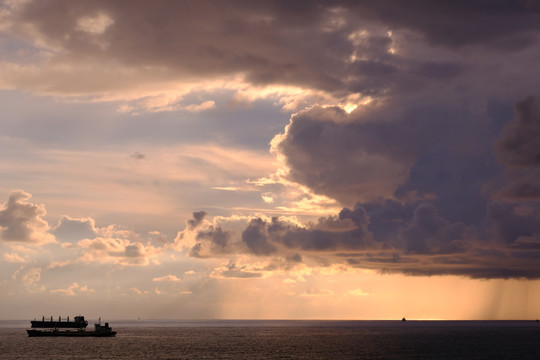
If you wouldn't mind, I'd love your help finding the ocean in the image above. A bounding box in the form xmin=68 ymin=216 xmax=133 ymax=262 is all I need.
xmin=1 ymin=320 xmax=539 ymax=359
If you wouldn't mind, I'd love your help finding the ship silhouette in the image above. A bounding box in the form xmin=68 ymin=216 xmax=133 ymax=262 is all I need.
xmin=27 ymin=315 xmax=116 ymax=337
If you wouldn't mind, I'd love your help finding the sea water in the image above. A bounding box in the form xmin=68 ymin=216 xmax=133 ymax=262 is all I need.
xmin=1 ymin=320 xmax=539 ymax=359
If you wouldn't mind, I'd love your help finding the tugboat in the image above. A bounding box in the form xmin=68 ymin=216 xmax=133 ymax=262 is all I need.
xmin=27 ymin=315 xmax=116 ymax=337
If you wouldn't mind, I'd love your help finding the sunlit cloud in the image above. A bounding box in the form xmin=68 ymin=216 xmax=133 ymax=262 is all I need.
xmin=76 ymin=13 xmax=114 ymax=35
xmin=3 ymin=252 xmax=26 ymax=263
xmin=153 ymin=275 xmax=181 ymax=282
xmin=78 ymin=235 xmax=160 ymax=266
xmin=50 ymin=282 xmax=95 ymax=296
xmin=349 ymin=288 xmax=372 ymax=296
xmin=0 ymin=190 xmax=55 ymax=244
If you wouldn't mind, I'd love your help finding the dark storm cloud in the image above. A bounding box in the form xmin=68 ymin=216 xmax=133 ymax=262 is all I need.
xmin=395 ymin=149 xmax=502 ymax=224
xmin=400 ymin=203 xmax=466 ymax=254
xmin=496 ymin=96 xmax=540 ymax=200
xmin=349 ymin=0 xmax=540 ymax=50
xmin=487 ymin=202 xmax=540 ymax=244
xmin=273 ymin=102 xmax=497 ymax=208
xmin=497 ymin=177 xmax=540 ymax=200
xmin=9 ymin=0 xmax=534 ymax=98
xmin=497 ymin=96 xmax=540 ymax=168
xmin=239 ymin=201 xmax=467 ymax=256
xmin=228 ymin=199 xmax=540 ymax=278
xmin=240 ymin=207 xmax=374 ymax=255
xmin=212 ymin=94 xmax=540 ymax=279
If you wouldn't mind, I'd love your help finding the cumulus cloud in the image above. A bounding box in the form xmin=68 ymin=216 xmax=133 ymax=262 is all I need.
xmin=271 ymin=100 xmax=496 ymax=214
xmin=242 ymin=218 xmax=278 ymax=256
xmin=187 ymin=211 xmax=207 ymax=229
xmin=0 ymin=190 xmax=55 ymax=244
xmin=175 ymin=211 xmax=239 ymax=258
xmin=77 ymin=225 xmax=161 ymax=266
xmin=184 ymin=190 xmax=540 ymax=279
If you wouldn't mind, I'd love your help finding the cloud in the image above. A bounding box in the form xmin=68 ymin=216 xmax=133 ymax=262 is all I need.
xmin=2 ymin=0 xmax=540 ymax=306
xmin=183 ymin=100 xmax=216 ymax=113
xmin=187 ymin=211 xmax=207 ymax=229
xmin=242 ymin=218 xmax=278 ymax=256
xmin=401 ymin=203 xmax=466 ymax=255
xmin=128 ymin=287 xmax=150 ymax=295
xmin=130 ymin=151 xmax=145 ymax=160
xmin=353 ymin=1 xmax=540 ymax=50
xmin=184 ymin=190 xmax=540 ymax=279
xmin=76 ymin=12 xmax=114 ymax=35
xmin=349 ymin=288 xmax=371 ymax=296
xmin=0 ymin=190 xmax=55 ymax=244
xmin=77 ymin=228 xmax=161 ymax=266
xmin=2 ymin=0 xmax=512 ymax=109
xmin=487 ymin=202 xmax=540 ymax=244
xmin=50 ymin=282 xmax=95 ymax=296
xmin=4 ymin=252 xmax=26 ymax=263
xmin=153 ymin=275 xmax=181 ymax=282
xmin=302 ymin=288 xmax=334 ymax=297
xmin=211 ymin=260 xmax=263 ymax=279
xmin=193 ymin=226 xmax=232 ymax=257
xmin=496 ymin=95 xmax=540 ymax=168
xmin=10 ymin=266 xmax=45 ymax=292
xmin=496 ymin=96 xmax=540 ymax=200
xmin=175 ymin=212 xmax=244 ymax=258
xmin=271 ymin=102 xmax=493 ymax=210
xmin=52 ymin=215 xmax=98 ymax=242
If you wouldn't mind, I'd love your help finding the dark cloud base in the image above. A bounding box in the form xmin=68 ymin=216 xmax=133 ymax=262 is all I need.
xmin=187 ymin=96 xmax=540 ymax=280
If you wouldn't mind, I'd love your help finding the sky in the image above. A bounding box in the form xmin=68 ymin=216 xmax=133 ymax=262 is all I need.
xmin=1 ymin=0 xmax=540 ymax=321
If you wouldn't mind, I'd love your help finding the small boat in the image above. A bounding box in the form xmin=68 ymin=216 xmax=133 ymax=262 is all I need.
xmin=27 ymin=315 xmax=116 ymax=337
xmin=402 ymin=317 xmax=406 ymax=322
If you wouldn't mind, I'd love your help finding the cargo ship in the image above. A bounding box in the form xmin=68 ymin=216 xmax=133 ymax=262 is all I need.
xmin=27 ymin=315 xmax=116 ymax=337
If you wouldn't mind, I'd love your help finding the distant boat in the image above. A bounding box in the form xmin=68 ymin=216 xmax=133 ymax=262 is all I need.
xmin=402 ymin=317 xmax=406 ymax=322
xmin=27 ymin=315 xmax=116 ymax=337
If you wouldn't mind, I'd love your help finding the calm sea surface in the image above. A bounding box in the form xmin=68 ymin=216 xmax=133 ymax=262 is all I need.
xmin=1 ymin=320 xmax=540 ymax=359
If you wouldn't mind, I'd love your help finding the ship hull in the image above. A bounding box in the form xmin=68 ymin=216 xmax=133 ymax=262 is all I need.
xmin=31 ymin=321 xmax=87 ymax=329
xmin=27 ymin=329 xmax=116 ymax=337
